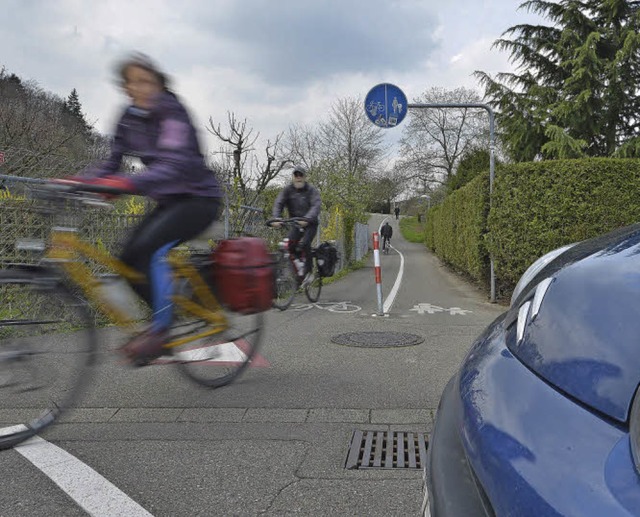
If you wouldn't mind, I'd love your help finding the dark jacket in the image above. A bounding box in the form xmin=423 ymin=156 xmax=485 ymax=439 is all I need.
xmin=272 ymin=183 xmax=321 ymax=222
xmin=83 ymin=92 xmax=222 ymax=201
xmin=381 ymin=223 xmax=393 ymax=238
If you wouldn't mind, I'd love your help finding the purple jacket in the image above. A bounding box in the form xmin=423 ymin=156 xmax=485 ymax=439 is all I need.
xmin=84 ymin=92 xmax=222 ymax=200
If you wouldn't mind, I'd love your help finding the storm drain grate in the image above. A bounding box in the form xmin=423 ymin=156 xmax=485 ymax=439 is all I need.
xmin=345 ymin=430 xmax=428 ymax=470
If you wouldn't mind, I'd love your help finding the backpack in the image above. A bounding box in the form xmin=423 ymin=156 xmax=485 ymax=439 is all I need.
xmin=212 ymin=237 xmax=274 ymax=314
xmin=315 ymin=241 xmax=338 ymax=277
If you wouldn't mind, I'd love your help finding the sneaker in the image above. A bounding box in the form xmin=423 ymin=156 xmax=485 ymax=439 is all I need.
xmin=121 ymin=328 xmax=170 ymax=367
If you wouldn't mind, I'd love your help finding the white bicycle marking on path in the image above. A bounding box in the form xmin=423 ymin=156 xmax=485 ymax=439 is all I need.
xmin=410 ymin=303 xmax=473 ymax=315
xmin=290 ymin=301 xmax=362 ymax=313
xmin=11 ymin=428 xmax=153 ymax=516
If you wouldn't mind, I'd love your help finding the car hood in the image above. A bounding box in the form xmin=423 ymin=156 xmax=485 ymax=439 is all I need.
xmin=511 ymin=226 xmax=640 ymax=423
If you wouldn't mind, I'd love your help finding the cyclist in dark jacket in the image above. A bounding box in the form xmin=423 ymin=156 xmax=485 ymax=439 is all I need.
xmin=77 ymin=52 xmax=222 ymax=365
xmin=381 ymin=221 xmax=393 ymax=252
xmin=270 ymin=165 xmax=321 ymax=283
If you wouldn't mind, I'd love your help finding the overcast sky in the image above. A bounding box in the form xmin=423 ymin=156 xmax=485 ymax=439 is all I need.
xmin=1 ymin=0 xmax=543 ymax=160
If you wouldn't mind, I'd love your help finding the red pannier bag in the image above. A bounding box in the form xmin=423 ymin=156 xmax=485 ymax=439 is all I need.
xmin=212 ymin=237 xmax=274 ymax=314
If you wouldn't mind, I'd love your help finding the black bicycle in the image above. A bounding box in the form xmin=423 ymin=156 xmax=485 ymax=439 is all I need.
xmin=267 ymin=218 xmax=322 ymax=310
xmin=382 ymin=237 xmax=391 ymax=255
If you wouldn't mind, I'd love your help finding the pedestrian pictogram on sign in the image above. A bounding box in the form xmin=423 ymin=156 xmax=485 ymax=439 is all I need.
xmin=364 ymin=83 xmax=408 ymax=128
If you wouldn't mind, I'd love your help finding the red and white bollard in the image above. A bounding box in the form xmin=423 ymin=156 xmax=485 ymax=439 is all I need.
xmin=373 ymin=232 xmax=384 ymax=315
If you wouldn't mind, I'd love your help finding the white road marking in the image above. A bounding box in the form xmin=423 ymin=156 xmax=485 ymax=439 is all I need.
xmin=410 ymin=303 xmax=473 ymax=315
xmin=376 ymin=215 xmax=404 ymax=314
xmin=15 ymin=433 xmax=153 ymax=516
xmin=383 ymin=245 xmax=404 ymax=314
xmin=174 ymin=341 xmax=246 ymax=362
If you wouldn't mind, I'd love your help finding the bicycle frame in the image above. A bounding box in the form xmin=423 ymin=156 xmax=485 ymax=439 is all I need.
xmin=42 ymin=222 xmax=228 ymax=349
xmin=273 ymin=221 xmax=314 ymax=281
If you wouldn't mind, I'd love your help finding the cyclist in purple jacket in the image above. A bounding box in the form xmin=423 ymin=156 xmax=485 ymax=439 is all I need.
xmin=78 ymin=52 xmax=222 ymax=365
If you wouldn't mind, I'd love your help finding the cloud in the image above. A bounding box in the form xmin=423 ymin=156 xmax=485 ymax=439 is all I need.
xmin=186 ymin=0 xmax=441 ymax=86
xmin=0 ymin=0 xmax=544 ymax=158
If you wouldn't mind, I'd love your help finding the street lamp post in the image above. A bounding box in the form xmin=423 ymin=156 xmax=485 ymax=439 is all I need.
xmin=419 ymin=194 xmax=431 ymax=223
xmin=408 ymin=102 xmax=496 ymax=303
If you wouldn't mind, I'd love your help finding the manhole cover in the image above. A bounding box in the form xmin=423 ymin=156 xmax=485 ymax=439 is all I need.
xmin=331 ymin=331 xmax=423 ymax=348
xmin=345 ymin=430 xmax=428 ymax=470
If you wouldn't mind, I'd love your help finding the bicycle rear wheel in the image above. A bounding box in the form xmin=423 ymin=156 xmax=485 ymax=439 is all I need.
xmin=0 ymin=268 xmax=96 ymax=449
xmin=304 ymin=265 xmax=323 ymax=303
xmin=172 ymin=300 xmax=265 ymax=389
xmin=272 ymin=253 xmax=297 ymax=310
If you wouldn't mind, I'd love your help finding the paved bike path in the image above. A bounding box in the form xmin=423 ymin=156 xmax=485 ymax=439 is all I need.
xmin=3 ymin=214 xmax=506 ymax=516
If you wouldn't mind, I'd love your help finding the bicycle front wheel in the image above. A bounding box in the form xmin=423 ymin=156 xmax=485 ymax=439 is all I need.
xmin=0 ymin=268 xmax=96 ymax=449
xmin=304 ymin=269 xmax=323 ymax=303
xmin=272 ymin=253 xmax=297 ymax=310
xmin=172 ymin=304 xmax=265 ymax=389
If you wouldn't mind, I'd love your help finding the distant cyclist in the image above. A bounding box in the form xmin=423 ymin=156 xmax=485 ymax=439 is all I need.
xmin=270 ymin=165 xmax=321 ymax=284
xmin=381 ymin=221 xmax=393 ymax=253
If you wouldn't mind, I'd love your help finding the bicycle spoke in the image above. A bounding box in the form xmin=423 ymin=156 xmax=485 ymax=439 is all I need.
xmin=0 ymin=269 xmax=96 ymax=449
xmin=272 ymin=255 xmax=297 ymax=310
xmin=173 ymin=308 xmax=264 ymax=389
xmin=304 ymin=268 xmax=322 ymax=303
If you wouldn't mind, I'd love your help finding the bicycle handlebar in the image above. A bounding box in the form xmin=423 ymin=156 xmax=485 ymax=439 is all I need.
xmin=0 ymin=175 xmax=133 ymax=196
xmin=44 ymin=180 xmax=134 ymax=196
xmin=265 ymin=217 xmax=309 ymax=227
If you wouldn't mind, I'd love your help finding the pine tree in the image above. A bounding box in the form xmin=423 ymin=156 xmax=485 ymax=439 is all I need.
xmin=475 ymin=0 xmax=640 ymax=160
xmin=65 ymin=88 xmax=91 ymax=133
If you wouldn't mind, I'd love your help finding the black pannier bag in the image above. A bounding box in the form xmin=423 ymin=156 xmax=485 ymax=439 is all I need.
xmin=315 ymin=241 xmax=338 ymax=277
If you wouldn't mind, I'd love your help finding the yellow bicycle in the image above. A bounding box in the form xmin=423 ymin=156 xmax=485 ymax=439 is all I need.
xmin=0 ymin=178 xmax=265 ymax=449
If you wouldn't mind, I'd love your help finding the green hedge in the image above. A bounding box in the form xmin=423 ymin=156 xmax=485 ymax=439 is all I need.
xmin=424 ymin=172 xmax=489 ymax=284
xmin=487 ymin=158 xmax=640 ymax=298
xmin=425 ymin=158 xmax=640 ymax=300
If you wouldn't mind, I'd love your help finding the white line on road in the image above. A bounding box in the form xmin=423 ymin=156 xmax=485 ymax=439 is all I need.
xmin=377 ymin=216 xmax=404 ymax=314
xmin=383 ymin=245 xmax=404 ymax=314
xmin=13 ymin=428 xmax=153 ymax=517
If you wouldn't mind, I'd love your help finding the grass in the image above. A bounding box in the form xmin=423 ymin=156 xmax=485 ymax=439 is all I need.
xmin=399 ymin=216 xmax=426 ymax=244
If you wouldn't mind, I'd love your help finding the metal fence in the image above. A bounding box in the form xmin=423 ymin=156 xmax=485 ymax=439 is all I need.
xmin=0 ymin=206 xmax=369 ymax=277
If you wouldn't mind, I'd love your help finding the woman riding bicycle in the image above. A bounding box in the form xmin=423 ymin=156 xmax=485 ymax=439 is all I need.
xmin=68 ymin=52 xmax=222 ymax=365
xmin=269 ymin=165 xmax=321 ymax=284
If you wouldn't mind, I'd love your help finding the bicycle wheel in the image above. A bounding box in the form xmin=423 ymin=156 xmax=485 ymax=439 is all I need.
xmin=304 ymin=266 xmax=322 ymax=303
xmin=172 ymin=298 xmax=265 ymax=389
xmin=272 ymin=253 xmax=297 ymax=311
xmin=0 ymin=268 xmax=96 ymax=449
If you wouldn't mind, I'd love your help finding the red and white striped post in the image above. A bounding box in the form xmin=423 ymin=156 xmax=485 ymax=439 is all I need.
xmin=373 ymin=232 xmax=384 ymax=315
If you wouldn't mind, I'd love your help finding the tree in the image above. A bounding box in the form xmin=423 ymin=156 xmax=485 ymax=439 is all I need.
xmin=0 ymin=69 xmax=102 ymax=178
xmin=476 ymin=0 xmax=640 ymax=160
xmin=395 ymin=86 xmax=488 ymax=191
xmin=366 ymin=168 xmax=406 ymax=213
xmin=207 ymin=112 xmax=289 ymax=232
xmin=64 ymin=88 xmax=91 ymax=133
xmin=447 ymin=146 xmax=496 ymax=193
xmin=283 ymin=95 xmax=388 ymax=214
xmin=318 ymin=96 xmax=387 ymax=178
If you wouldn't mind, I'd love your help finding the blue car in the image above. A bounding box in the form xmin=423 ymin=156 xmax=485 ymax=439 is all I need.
xmin=425 ymin=223 xmax=640 ymax=516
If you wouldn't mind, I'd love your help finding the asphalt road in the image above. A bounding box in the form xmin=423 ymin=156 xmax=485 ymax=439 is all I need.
xmin=1 ymin=214 xmax=505 ymax=516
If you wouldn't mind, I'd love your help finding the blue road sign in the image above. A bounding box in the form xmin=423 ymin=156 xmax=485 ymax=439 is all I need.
xmin=364 ymin=83 xmax=408 ymax=128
